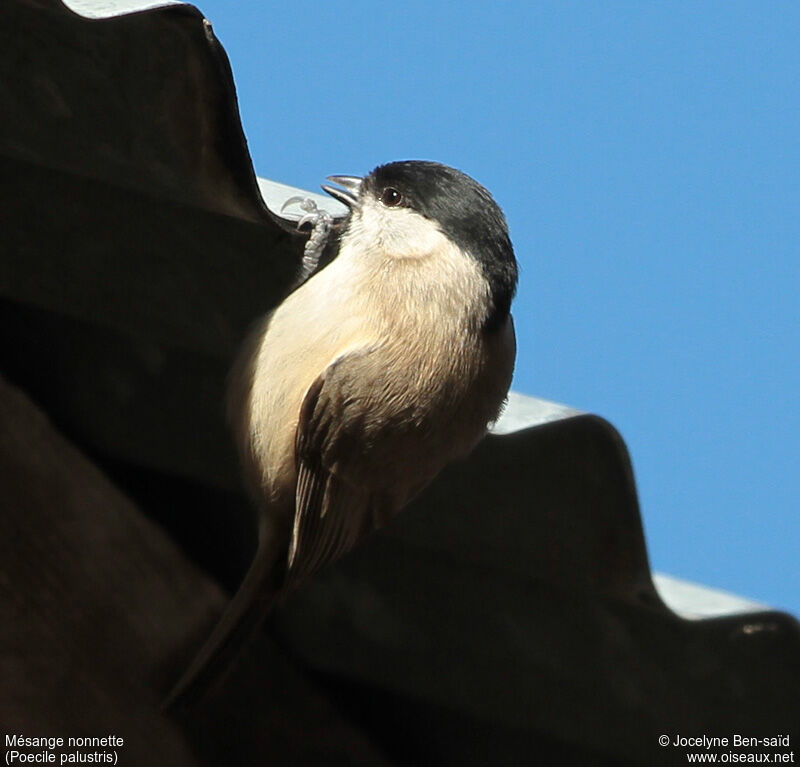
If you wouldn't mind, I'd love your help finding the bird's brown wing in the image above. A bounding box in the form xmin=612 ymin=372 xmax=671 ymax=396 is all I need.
xmin=286 ymin=334 xmax=495 ymax=586
xmin=287 ymin=350 xmax=400 ymax=586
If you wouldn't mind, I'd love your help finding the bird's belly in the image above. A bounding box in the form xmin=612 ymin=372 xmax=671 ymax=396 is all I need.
xmin=238 ymin=283 xmax=376 ymax=507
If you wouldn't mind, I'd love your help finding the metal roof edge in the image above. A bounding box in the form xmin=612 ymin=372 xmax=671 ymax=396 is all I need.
xmin=60 ymin=0 xmax=183 ymax=18
xmin=653 ymin=572 xmax=769 ymax=619
xmin=256 ymin=177 xmax=349 ymax=221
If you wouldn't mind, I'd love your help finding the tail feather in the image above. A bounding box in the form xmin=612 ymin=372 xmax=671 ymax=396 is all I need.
xmin=163 ymin=542 xmax=281 ymax=710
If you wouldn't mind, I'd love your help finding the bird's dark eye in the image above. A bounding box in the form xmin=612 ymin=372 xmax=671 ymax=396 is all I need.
xmin=380 ymin=187 xmax=403 ymax=207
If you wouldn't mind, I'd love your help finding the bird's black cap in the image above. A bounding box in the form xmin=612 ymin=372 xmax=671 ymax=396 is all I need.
xmin=363 ymin=161 xmax=518 ymax=331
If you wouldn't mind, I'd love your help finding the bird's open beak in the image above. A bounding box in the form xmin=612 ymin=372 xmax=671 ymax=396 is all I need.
xmin=321 ymin=175 xmax=362 ymax=209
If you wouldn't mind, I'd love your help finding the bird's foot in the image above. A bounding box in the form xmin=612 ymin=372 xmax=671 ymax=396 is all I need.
xmin=281 ymin=197 xmax=334 ymax=282
xmin=281 ymin=196 xmax=332 ymax=231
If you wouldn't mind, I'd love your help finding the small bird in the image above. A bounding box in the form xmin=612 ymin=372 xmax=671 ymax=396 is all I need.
xmin=165 ymin=160 xmax=518 ymax=707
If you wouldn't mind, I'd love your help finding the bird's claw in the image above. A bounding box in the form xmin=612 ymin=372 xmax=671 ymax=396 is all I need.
xmin=280 ymin=195 xmax=307 ymax=212
xmin=281 ymin=196 xmax=326 ymax=229
xmin=297 ymin=212 xmax=322 ymax=230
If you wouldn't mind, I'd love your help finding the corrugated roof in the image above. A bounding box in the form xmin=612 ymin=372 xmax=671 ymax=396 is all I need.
xmin=1 ymin=1 xmax=797 ymax=764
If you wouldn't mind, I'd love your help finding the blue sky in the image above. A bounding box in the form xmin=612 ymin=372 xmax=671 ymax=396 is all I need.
xmin=193 ymin=1 xmax=799 ymax=615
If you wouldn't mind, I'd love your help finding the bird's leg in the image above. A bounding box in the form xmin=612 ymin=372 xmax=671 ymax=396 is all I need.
xmin=281 ymin=196 xmax=334 ymax=282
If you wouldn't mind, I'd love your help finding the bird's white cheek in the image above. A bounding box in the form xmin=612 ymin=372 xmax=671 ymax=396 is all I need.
xmin=351 ymin=200 xmax=446 ymax=259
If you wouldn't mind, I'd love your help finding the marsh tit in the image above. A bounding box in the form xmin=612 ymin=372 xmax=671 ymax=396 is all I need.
xmin=166 ymin=160 xmax=518 ymax=707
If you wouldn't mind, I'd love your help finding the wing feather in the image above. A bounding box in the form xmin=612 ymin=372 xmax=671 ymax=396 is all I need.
xmin=286 ymin=357 xmax=373 ymax=586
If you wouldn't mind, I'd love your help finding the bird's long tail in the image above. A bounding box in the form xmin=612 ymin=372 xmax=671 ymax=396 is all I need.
xmin=162 ymin=538 xmax=282 ymax=710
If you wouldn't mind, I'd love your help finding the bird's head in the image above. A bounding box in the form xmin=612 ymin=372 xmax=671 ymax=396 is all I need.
xmin=323 ymin=160 xmax=518 ymax=328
